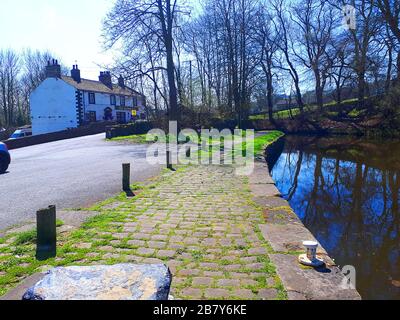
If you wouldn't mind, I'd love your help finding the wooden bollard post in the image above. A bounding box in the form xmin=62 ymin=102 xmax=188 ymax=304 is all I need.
xmin=122 ymin=163 xmax=130 ymax=191
xmin=166 ymin=151 xmax=172 ymax=169
xmin=186 ymin=146 xmax=191 ymax=158
xmin=36 ymin=205 xmax=57 ymax=261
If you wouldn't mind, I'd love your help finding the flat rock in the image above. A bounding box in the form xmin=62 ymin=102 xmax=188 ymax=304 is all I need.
xmin=23 ymin=264 xmax=172 ymax=300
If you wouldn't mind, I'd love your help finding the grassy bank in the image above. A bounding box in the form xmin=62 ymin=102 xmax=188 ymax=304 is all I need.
xmin=109 ymin=129 xmax=285 ymax=160
xmin=254 ymin=131 xmax=284 ymax=155
xmin=250 ymin=98 xmax=359 ymax=120
xmin=109 ymin=130 xmax=284 ymax=147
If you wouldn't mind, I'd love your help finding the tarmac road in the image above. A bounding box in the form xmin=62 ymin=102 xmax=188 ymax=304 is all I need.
xmin=0 ymin=134 xmax=162 ymax=231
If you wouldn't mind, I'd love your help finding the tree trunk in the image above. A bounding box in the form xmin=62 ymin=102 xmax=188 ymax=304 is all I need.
xmin=158 ymin=0 xmax=179 ymax=130
xmin=385 ymin=42 xmax=393 ymax=92
xmin=357 ymin=72 xmax=366 ymax=109
xmin=294 ymin=80 xmax=304 ymax=113
xmin=315 ymin=70 xmax=324 ymax=111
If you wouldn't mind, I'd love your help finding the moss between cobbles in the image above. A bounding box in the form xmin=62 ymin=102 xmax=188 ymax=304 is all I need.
xmin=0 ymin=132 xmax=286 ymax=300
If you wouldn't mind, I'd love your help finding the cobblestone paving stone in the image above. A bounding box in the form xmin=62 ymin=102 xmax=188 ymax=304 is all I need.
xmin=86 ymin=165 xmax=286 ymax=300
xmin=0 ymin=165 xmax=286 ymax=300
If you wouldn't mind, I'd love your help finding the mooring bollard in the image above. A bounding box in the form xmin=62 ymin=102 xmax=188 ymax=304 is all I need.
xmin=122 ymin=163 xmax=131 ymax=191
xmin=298 ymin=240 xmax=324 ymax=267
xmin=36 ymin=205 xmax=57 ymax=261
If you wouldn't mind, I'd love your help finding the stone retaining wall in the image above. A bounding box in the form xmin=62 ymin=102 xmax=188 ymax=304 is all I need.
xmin=256 ymin=137 xmax=361 ymax=300
xmin=3 ymin=122 xmax=115 ymax=150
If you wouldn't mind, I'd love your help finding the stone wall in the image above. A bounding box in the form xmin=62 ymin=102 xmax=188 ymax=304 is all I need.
xmin=3 ymin=121 xmax=115 ymax=150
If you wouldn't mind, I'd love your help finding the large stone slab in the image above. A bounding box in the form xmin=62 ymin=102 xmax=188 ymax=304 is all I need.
xmin=23 ymin=264 xmax=172 ymax=300
xmin=253 ymin=196 xmax=290 ymax=209
xmin=260 ymin=224 xmax=325 ymax=254
xmin=249 ymin=184 xmax=281 ymax=197
xmin=249 ymin=174 xmax=275 ymax=185
xmin=269 ymin=254 xmax=361 ymax=300
xmin=263 ymin=208 xmax=301 ymax=225
xmin=249 ymin=163 xmax=275 ymax=185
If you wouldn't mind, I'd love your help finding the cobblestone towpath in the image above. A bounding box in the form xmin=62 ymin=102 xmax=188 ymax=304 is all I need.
xmin=0 ymin=164 xmax=286 ymax=300
xmin=94 ymin=165 xmax=286 ymax=300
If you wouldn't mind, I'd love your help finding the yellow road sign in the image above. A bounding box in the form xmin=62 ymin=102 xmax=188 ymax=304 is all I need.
xmin=131 ymin=110 xmax=137 ymax=116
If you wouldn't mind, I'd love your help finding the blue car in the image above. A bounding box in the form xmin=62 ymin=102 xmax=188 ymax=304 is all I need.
xmin=0 ymin=142 xmax=10 ymax=174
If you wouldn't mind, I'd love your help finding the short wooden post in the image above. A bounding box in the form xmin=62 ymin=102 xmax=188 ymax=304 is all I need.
xmin=166 ymin=151 xmax=172 ymax=169
xmin=122 ymin=163 xmax=130 ymax=191
xmin=186 ymin=146 xmax=191 ymax=158
xmin=36 ymin=205 xmax=57 ymax=261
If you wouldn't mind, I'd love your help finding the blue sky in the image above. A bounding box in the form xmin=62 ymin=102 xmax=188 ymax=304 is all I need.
xmin=0 ymin=0 xmax=116 ymax=79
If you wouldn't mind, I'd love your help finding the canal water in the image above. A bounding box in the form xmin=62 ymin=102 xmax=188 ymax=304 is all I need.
xmin=269 ymin=135 xmax=400 ymax=300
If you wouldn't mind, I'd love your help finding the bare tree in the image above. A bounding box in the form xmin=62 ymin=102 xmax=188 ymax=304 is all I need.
xmin=253 ymin=3 xmax=279 ymax=123
xmin=0 ymin=50 xmax=20 ymax=126
xmin=103 ymin=0 xmax=187 ymax=128
xmin=327 ymin=37 xmax=353 ymax=107
xmin=291 ymin=0 xmax=337 ymax=110
xmin=375 ymin=0 xmax=400 ymax=79
xmin=333 ymin=0 xmax=382 ymax=109
xmin=272 ymin=0 xmax=305 ymax=113
xmin=19 ymin=49 xmax=54 ymax=123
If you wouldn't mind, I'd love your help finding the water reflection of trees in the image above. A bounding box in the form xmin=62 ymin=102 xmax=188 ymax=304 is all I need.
xmin=272 ymin=136 xmax=400 ymax=299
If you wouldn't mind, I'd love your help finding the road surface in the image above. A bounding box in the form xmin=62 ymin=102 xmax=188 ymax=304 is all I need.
xmin=0 ymin=134 xmax=162 ymax=231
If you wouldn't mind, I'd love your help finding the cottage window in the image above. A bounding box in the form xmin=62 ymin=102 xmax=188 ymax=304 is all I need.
xmin=120 ymin=96 xmax=126 ymax=107
xmin=110 ymin=95 xmax=116 ymax=105
xmin=89 ymin=92 xmax=96 ymax=104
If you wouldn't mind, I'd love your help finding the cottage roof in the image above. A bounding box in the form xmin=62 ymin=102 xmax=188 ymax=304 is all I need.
xmin=61 ymin=76 xmax=143 ymax=97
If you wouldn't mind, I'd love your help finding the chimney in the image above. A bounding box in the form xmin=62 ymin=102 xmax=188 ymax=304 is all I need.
xmin=99 ymin=71 xmax=112 ymax=88
xmin=71 ymin=64 xmax=81 ymax=83
xmin=118 ymin=75 xmax=125 ymax=88
xmin=45 ymin=59 xmax=61 ymax=78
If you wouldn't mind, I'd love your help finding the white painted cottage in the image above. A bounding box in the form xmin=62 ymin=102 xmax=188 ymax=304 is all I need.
xmin=30 ymin=60 xmax=147 ymax=135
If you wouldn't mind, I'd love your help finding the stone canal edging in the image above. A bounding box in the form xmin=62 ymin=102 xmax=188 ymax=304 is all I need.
xmin=251 ymin=138 xmax=361 ymax=300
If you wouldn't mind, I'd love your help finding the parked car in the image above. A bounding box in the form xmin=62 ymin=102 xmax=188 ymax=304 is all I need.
xmin=0 ymin=142 xmax=10 ymax=174
xmin=9 ymin=126 xmax=32 ymax=140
